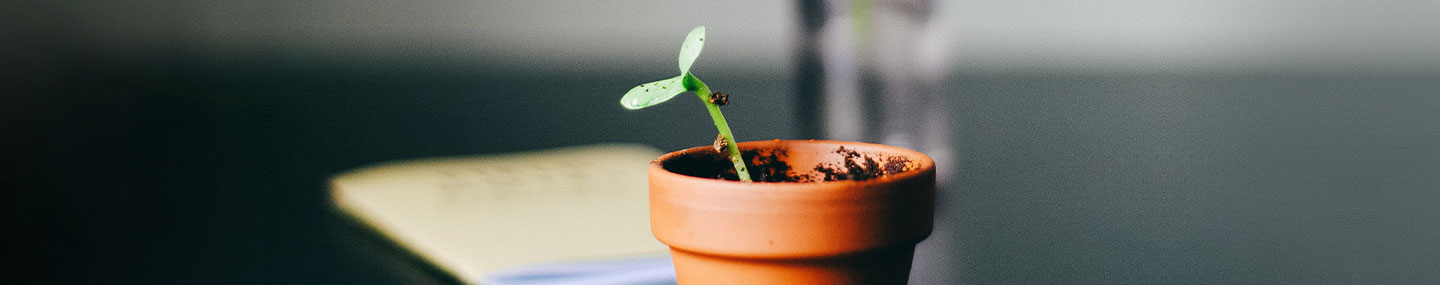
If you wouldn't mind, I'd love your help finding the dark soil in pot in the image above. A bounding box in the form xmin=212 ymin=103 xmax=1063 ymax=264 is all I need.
xmin=661 ymin=144 xmax=917 ymax=182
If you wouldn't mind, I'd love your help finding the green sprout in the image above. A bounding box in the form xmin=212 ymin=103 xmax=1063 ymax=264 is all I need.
xmin=621 ymin=26 xmax=752 ymax=182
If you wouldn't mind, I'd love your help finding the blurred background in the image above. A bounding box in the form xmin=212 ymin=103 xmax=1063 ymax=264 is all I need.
xmin=7 ymin=0 xmax=1440 ymax=283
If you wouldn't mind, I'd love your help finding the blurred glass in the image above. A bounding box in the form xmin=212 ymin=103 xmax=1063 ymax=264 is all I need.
xmin=793 ymin=0 xmax=954 ymax=180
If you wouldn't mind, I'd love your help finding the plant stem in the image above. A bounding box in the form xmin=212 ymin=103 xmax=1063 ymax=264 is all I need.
xmin=686 ymin=74 xmax=752 ymax=182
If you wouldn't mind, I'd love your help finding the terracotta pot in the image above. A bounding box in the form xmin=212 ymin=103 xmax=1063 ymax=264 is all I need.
xmin=649 ymin=140 xmax=936 ymax=284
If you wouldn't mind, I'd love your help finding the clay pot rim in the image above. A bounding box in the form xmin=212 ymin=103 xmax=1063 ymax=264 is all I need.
xmin=649 ymin=139 xmax=935 ymax=188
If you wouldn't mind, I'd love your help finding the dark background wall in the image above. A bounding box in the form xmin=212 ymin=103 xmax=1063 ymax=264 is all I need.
xmin=7 ymin=0 xmax=1440 ymax=284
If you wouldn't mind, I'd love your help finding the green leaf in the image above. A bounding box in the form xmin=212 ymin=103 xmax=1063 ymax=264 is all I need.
xmin=620 ymin=75 xmax=687 ymax=110
xmin=681 ymin=72 xmax=700 ymax=91
xmin=677 ymin=26 xmax=705 ymax=75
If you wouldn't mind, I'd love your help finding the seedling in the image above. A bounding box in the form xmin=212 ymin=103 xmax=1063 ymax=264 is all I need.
xmin=621 ymin=26 xmax=752 ymax=182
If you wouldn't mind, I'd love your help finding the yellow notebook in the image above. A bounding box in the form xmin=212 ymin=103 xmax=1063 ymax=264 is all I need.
xmin=330 ymin=144 xmax=669 ymax=284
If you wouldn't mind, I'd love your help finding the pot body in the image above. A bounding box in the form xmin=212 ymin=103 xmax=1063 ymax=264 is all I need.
xmin=650 ymin=140 xmax=936 ymax=284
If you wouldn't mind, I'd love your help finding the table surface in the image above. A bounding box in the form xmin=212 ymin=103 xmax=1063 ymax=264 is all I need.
xmin=12 ymin=56 xmax=1440 ymax=283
